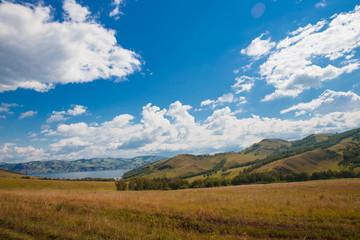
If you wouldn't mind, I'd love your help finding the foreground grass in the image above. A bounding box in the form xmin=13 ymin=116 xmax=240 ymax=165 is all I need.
xmin=0 ymin=177 xmax=115 ymax=191
xmin=0 ymin=178 xmax=359 ymax=239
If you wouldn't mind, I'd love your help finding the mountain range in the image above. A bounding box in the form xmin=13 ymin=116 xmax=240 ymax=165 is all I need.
xmin=0 ymin=156 xmax=166 ymax=174
xmin=123 ymin=128 xmax=360 ymax=180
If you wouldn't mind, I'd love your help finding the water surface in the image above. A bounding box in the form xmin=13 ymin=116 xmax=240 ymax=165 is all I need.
xmin=29 ymin=169 xmax=131 ymax=179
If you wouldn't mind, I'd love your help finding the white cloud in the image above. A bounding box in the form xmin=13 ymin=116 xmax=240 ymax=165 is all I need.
xmin=47 ymin=105 xmax=87 ymax=123
xmin=29 ymin=132 xmax=37 ymax=138
xmin=19 ymin=110 xmax=37 ymax=119
xmin=200 ymin=93 xmax=247 ymax=109
xmin=67 ymin=105 xmax=87 ymax=116
xmin=315 ymin=0 xmax=327 ymax=8
xmin=46 ymin=101 xmax=360 ymax=161
xmin=0 ymin=103 xmax=21 ymax=117
xmin=241 ymin=33 xmax=275 ymax=59
xmin=2 ymin=100 xmax=360 ymax=162
xmin=0 ymin=143 xmax=48 ymax=163
xmin=242 ymin=5 xmax=360 ymax=101
xmin=63 ymin=0 xmax=90 ymax=22
xmin=0 ymin=103 xmax=17 ymax=113
xmin=0 ymin=1 xmax=140 ymax=92
xmin=110 ymin=0 xmax=125 ymax=20
xmin=47 ymin=113 xmax=69 ymax=124
xmin=281 ymin=89 xmax=360 ymax=116
xmin=50 ymin=137 xmax=90 ymax=154
xmin=232 ymin=76 xmax=255 ymax=94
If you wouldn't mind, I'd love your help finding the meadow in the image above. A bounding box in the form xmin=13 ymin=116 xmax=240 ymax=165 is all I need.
xmin=0 ymin=174 xmax=359 ymax=239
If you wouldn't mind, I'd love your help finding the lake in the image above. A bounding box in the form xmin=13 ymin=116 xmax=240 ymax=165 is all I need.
xmin=28 ymin=169 xmax=131 ymax=179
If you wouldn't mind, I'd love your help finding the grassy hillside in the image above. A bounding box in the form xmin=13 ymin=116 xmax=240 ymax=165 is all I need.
xmin=123 ymin=139 xmax=295 ymax=179
xmin=0 ymin=156 xmax=165 ymax=174
xmin=1 ymin=173 xmax=359 ymax=239
xmin=255 ymin=149 xmax=343 ymax=174
xmin=124 ymin=128 xmax=360 ymax=180
xmin=0 ymin=169 xmax=29 ymax=178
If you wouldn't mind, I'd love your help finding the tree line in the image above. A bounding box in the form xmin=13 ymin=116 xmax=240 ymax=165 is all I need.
xmin=115 ymin=169 xmax=360 ymax=191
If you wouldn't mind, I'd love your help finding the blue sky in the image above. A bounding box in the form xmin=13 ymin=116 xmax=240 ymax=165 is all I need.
xmin=1 ymin=0 xmax=360 ymax=163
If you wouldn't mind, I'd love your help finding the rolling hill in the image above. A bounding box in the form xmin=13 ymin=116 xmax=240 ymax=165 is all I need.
xmin=0 ymin=156 xmax=165 ymax=174
xmin=0 ymin=169 xmax=29 ymax=178
xmin=123 ymin=128 xmax=360 ymax=180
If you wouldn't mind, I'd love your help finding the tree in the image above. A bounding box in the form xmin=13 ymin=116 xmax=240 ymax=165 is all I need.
xmin=115 ymin=179 xmax=128 ymax=191
xmin=128 ymin=180 xmax=136 ymax=190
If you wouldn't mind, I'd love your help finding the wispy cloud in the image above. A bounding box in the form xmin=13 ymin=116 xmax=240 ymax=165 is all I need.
xmin=315 ymin=0 xmax=327 ymax=8
xmin=47 ymin=105 xmax=87 ymax=124
xmin=281 ymin=90 xmax=360 ymax=116
xmin=200 ymin=93 xmax=247 ymax=109
xmin=19 ymin=110 xmax=37 ymax=119
xmin=109 ymin=0 xmax=125 ymax=20
xmin=0 ymin=103 xmax=20 ymax=117
xmin=232 ymin=76 xmax=256 ymax=94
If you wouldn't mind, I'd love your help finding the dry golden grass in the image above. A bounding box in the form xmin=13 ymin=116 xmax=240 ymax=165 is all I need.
xmin=1 ymin=177 xmax=359 ymax=239
xmin=0 ymin=177 xmax=115 ymax=191
xmin=0 ymin=169 xmax=28 ymax=178
xmin=255 ymin=149 xmax=343 ymax=174
xmin=134 ymin=152 xmax=261 ymax=179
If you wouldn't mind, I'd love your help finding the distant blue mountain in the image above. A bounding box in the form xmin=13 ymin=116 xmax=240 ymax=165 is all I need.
xmin=0 ymin=156 xmax=167 ymax=174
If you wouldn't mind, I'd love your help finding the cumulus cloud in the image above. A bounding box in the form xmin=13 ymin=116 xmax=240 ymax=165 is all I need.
xmin=0 ymin=143 xmax=48 ymax=163
xmin=19 ymin=110 xmax=37 ymax=119
xmin=241 ymin=5 xmax=360 ymax=101
xmin=47 ymin=105 xmax=87 ymax=123
xmin=50 ymin=137 xmax=90 ymax=155
xmin=200 ymin=93 xmax=247 ymax=109
xmin=0 ymin=0 xmax=141 ymax=92
xmin=63 ymin=0 xmax=90 ymax=22
xmin=46 ymin=102 xmax=360 ymax=161
xmin=2 ymin=100 xmax=360 ymax=162
xmin=281 ymin=89 xmax=360 ymax=116
xmin=241 ymin=33 xmax=275 ymax=59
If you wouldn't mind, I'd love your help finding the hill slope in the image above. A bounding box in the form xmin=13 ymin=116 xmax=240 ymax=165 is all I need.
xmin=0 ymin=169 xmax=28 ymax=178
xmin=254 ymin=149 xmax=342 ymax=174
xmin=123 ymin=128 xmax=360 ymax=179
xmin=0 ymin=156 xmax=165 ymax=174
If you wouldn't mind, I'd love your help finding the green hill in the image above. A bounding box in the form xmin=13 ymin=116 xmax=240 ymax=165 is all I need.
xmin=0 ymin=156 xmax=165 ymax=174
xmin=123 ymin=128 xmax=360 ymax=180
xmin=254 ymin=149 xmax=342 ymax=174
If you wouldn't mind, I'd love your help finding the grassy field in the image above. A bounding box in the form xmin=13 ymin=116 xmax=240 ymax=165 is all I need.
xmin=0 ymin=175 xmax=359 ymax=239
xmin=0 ymin=169 xmax=28 ymax=178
